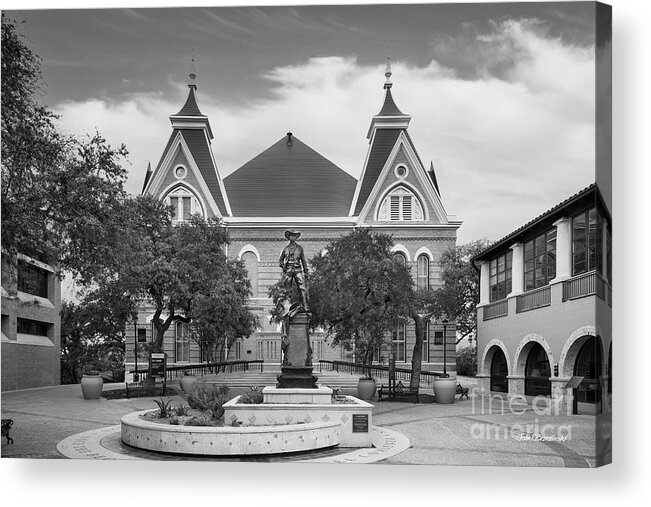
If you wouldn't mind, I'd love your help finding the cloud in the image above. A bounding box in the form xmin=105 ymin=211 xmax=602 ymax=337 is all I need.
xmin=53 ymin=19 xmax=596 ymax=244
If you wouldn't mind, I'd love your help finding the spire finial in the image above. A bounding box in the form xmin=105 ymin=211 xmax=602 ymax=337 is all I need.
xmin=188 ymin=49 xmax=197 ymax=90
xmin=384 ymin=55 xmax=392 ymax=89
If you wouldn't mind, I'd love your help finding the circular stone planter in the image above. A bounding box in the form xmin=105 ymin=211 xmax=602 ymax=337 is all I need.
xmin=357 ymin=378 xmax=377 ymax=400
xmin=81 ymin=374 xmax=104 ymax=400
xmin=433 ymin=377 xmax=457 ymax=404
xmin=121 ymin=410 xmax=341 ymax=456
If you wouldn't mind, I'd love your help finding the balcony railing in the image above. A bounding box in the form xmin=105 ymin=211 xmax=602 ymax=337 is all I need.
xmin=483 ymin=299 xmax=508 ymax=320
xmin=516 ymin=285 xmax=551 ymax=313
xmin=562 ymin=270 xmax=606 ymax=302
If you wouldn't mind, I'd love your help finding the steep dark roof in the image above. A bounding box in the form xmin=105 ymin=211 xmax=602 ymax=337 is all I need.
xmin=142 ymin=162 xmax=153 ymax=193
xmin=353 ymin=128 xmax=402 ymax=216
xmin=428 ymin=161 xmax=440 ymax=195
xmin=224 ymin=134 xmax=356 ymax=217
xmin=473 ymin=183 xmax=609 ymax=262
xmin=176 ymin=88 xmax=203 ymax=116
xmin=180 ymin=129 xmax=228 ymax=215
xmin=147 ymin=129 xmax=228 ymax=216
xmin=378 ymin=87 xmax=405 ymax=116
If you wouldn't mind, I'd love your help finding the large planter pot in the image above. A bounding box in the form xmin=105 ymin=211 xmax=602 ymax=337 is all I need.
xmin=180 ymin=374 xmax=197 ymax=394
xmin=81 ymin=374 xmax=104 ymax=400
xmin=433 ymin=377 xmax=457 ymax=404
xmin=357 ymin=378 xmax=377 ymax=400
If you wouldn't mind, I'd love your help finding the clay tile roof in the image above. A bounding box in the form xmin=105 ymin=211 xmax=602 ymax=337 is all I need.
xmin=224 ymin=134 xmax=357 ymax=217
xmin=473 ymin=183 xmax=605 ymax=262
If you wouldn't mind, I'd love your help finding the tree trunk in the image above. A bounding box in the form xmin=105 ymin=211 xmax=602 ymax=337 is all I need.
xmin=410 ymin=316 xmax=426 ymax=390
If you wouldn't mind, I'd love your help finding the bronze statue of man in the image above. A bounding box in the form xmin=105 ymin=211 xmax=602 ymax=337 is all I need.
xmin=278 ymin=229 xmax=309 ymax=311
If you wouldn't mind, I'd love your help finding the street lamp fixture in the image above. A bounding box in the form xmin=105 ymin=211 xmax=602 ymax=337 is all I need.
xmin=442 ymin=319 xmax=449 ymax=378
xmin=133 ymin=318 xmax=139 ymax=382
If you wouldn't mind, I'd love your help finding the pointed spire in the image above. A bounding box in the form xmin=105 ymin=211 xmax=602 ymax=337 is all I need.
xmin=188 ymin=49 xmax=197 ymax=90
xmin=428 ymin=161 xmax=440 ymax=195
xmin=142 ymin=161 xmax=153 ymax=194
xmin=384 ymin=56 xmax=393 ymax=90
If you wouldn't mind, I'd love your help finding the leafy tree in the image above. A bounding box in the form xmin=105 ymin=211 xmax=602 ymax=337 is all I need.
xmin=307 ymin=229 xmax=412 ymax=371
xmin=1 ymin=14 xmax=130 ymax=278
xmin=189 ymin=263 xmax=259 ymax=365
xmin=436 ymin=239 xmax=492 ymax=346
xmin=115 ymin=215 xmax=248 ymax=352
xmin=456 ymin=345 xmax=478 ymax=377
xmin=60 ymin=284 xmax=135 ymax=383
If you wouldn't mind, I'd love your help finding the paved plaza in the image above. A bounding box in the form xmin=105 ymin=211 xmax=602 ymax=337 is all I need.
xmin=1 ymin=379 xmax=606 ymax=466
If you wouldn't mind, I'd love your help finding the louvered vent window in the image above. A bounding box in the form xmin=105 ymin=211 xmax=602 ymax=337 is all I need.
xmin=378 ymin=186 xmax=423 ymax=221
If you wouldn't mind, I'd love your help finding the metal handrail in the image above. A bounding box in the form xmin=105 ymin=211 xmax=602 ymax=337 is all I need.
xmin=129 ymin=359 xmax=264 ymax=381
xmin=318 ymin=360 xmax=445 ymax=385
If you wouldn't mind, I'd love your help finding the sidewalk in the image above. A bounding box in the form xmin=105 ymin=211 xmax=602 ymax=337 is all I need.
xmin=1 ymin=382 xmax=605 ymax=466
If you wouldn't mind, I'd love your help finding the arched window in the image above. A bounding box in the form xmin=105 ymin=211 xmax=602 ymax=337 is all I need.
xmin=164 ymin=186 xmax=204 ymax=223
xmin=525 ymin=343 xmax=551 ymax=397
xmin=377 ymin=186 xmax=424 ymax=221
xmin=417 ymin=255 xmax=430 ymax=290
xmin=241 ymin=251 xmax=259 ymax=297
xmin=393 ymin=252 xmax=407 ymax=265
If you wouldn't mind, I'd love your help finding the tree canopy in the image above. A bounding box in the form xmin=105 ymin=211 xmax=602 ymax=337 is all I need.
xmin=1 ymin=13 xmax=130 ymax=284
xmin=307 ymin=229 xmax=412 ymax=367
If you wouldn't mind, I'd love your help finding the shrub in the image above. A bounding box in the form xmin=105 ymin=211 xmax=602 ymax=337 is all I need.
xmin=239 ymin=386 xmax=264 ymax=404
xmin=187 ymin=383 xmax=230 ymax=421
xmin=456 ymin=346 xmax=477 ymax=377
xmin=169 ymin=415 xmax=180 ymax=425
xmin=154 ymin=398 xmax=173 ymax=418
xmin=173 ymin=404 xmax=190 ymax=416
xmin=186 ymin=414 xmax=214 ymax=426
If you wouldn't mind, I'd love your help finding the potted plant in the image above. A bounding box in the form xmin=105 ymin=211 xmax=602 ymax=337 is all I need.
xmin=433 ymin=375 xmax=457 ymax=404
xmin=80 ymin=364 xmax=104 ymax=400
xmin=179 ymin=371 xmax=198 ymax=394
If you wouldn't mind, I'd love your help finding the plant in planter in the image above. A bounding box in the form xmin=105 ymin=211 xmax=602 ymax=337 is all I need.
xmin=80 ymin=364 xmax=104 ymax=400
xmin=154 ymin=398 xmax=173 ymax=418
xmin=238 ymin=386 xmax=264 ymax=404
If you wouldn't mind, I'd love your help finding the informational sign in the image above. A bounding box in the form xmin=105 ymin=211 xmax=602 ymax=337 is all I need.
xmin=352 ymin=414 xmax=369 ymax=433
xmin=149 ymin=352 xmax=167 ymax=386
xmin=564 ymin=376 xmax=584 ymax=390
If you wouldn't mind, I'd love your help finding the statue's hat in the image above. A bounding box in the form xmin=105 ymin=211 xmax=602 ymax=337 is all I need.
xmin=285 ymin=229 xmax=301 ymax=240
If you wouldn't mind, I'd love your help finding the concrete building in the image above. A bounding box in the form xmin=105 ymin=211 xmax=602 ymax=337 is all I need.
xmin=1 ymin=254 xmax=61 ymax=391
xmin=474 ymin=184 xmax=611 ymax=415
xmin=127 ymin=65 xmax=462 ymax=374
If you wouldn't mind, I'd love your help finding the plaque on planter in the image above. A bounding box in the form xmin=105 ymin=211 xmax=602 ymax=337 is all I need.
xmin=352 ymin=414 xmax=369 ymax=433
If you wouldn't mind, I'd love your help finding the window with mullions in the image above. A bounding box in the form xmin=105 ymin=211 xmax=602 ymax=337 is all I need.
xmin=17 ymin=261 xmax=49 ymax=298
xmin=392 ymin=324 xmax=406 ymax=362
xmin=524 ymin=229 xmax=556 ymax=291
xmin=175 ymin=322 xmax=190 ymax=362
xmin=417 ymin=255 xmax=430 ymax=290
xmin=17 ymin=318 xmax=49 ymax=336
xmin=422 ymin=321 xmax=430 ymax=362
xmin=489 ymin=251 xmax=512 ymax=301
xmin=572 ymin=208 xmax=603 ymax=276
xmin=377 ymin=186 xmax=424 ymax=221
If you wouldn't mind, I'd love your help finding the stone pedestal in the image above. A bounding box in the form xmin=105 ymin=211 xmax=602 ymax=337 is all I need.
xmin=263 ymin=386 xmax=333 ymax=404
xmin=277 ymin=312 xmax=318 ymax=388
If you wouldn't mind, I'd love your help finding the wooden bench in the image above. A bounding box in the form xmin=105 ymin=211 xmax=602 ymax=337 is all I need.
xmin=456 ymin=383 xmax=469 ymax=400
xmin=378 ymin=381 xmax=419 ymax=403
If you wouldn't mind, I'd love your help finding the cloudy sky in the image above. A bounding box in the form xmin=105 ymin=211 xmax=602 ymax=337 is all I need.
xmin=8 ymin=1 xmax=602 ymax=243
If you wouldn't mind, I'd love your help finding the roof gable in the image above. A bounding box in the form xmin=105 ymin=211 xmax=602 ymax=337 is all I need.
xmin=224 ymin=134 xmax=356 ymax=217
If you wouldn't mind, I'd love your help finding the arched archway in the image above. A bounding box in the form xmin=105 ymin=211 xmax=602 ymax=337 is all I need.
xmin=573 ymin=336 xmax=603 ymax=414
xmin=489 ymin=347 xmax=508 ymax=393
xmin=524 ymin=343 xmax=551 ymax=397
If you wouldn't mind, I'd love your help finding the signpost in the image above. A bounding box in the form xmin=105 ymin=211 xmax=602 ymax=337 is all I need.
xmin=149 ymin=352 xmax=167 ymax=390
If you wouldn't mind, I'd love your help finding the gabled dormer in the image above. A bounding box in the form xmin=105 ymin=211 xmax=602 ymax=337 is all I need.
xmin=351 ymin=61 xmax=456 ymax=228
xmin=142 ymin=72 xmax=231 ymax=219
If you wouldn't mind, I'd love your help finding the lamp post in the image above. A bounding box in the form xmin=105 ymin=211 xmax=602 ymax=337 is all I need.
xmin=442 ymin=319 xmax=449 ymax=378
xmin=133 ymin=318 xmax=139 ymax=382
